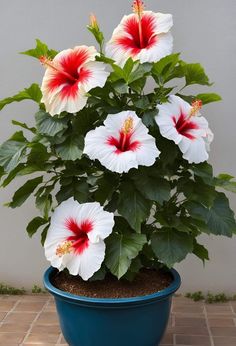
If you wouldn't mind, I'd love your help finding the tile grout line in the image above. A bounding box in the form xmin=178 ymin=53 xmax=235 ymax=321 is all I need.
xmin=0 ymin=298 xmax=21 ymax=328
xmin=203 ymin=305 xmax=214 ymax=346
xmin=56 ymin=333 xmax=63 ymax=345
xmin=229 ymin=302 xmax=236 ymax=327
xmin=19 ymin=297 xmax=51 ymax=345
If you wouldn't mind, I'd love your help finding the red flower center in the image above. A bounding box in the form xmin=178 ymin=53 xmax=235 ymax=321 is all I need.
xmin=107 ymin=131 xmax=140 ymax=154
xmin=173 ymin=112 xmax=199 ymax=140
xmin=116 ymin=13 xmax=158 ymax=55
xmin=65 ymin=218 xmax=93 ymax=254
xmin=46 ymin=49 xmax=92 ymax=100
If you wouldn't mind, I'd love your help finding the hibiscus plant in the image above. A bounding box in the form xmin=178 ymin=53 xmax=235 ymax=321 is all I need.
xmin=0 ymin=0 xmax=236 ymax=281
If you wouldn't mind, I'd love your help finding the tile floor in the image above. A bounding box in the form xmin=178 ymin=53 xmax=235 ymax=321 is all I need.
xmin=0 ymin=294 xmax=236 ymax=345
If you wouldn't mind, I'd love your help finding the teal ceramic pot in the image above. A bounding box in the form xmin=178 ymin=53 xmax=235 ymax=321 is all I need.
xmin=44 ymin=267 xmax=181 ymax=346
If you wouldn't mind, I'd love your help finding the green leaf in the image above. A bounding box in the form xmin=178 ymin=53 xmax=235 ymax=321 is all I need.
xmin=206 ymin=193 xmax=236 ymax=237
xmin=185 ymin=193 xmax=236 ymax=237
xmin=0 ymin=84 xmax=42 ymax=111
xmin=26 ymin=216 xmax=47 ymax=237
xmin=1 ymin=163 xmax=49 ymax=188
xmin=192 ymin=162 xmax=214 ymax=185
xmin=193 ymin=241 xmax=209 ymax=263
xmin=105 ymin=232 xmax=147 ymax=279
xmin=41 ymin=224 xmax=50 ymax=246
xmin=215 ymin=173 xmax=236 ymax=193
xmin=196 ymin=93 xmax=222 ymax=105
xmin=118 ymin=181 xmax=152 ymax=233
xmin=151 ymin=228 xmax=193 ymax=267
xmin=35 ymin=110 xmax=67 ymax=137
xmin=56 ymin=178 xmax=89 ymax=204
xmin=21 ymin=39 xmax=57 ymax=59
xmin=94 ymin=173 xmax=119 ymax=204
xmin=184 ymin=63 xmax=212 ymax=86
xmin=178 ymin=177 xmax=216 ymax=207
xmin=128 ymin=62 xmax=152 ymax=83
xmin=28 ymin=143 xmax=50 ymax=165
xmin=55 ymin=135 xmax=84 ymax=161
xmin=142 ymin=109 xmax=158 ymax=127
xmin=9 ymin=176 xmax=43 ymax=208
xmin=152 ymin=53 xmax=180 ymax=83
xmin=123 ymin=58 xmax=135 ymax=81
xmin=35 ymin=183 xmax=56 ymax=219
xmin=12 ymin=120 xmax=36 ymax=133
xmin=132 ymin=172 xmax=171 ymax=204
xmin=0 ymin=131 xmax=28 ymax=172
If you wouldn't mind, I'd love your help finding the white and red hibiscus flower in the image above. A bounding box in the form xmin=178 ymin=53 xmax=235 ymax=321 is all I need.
xmin=40 ymin=46 xmax=109 ymax=116
xmin=44 ymin=198 xmax=114 ymax=280
xmin=84 ymin=110 xmax=160 ymax=173
xmin=105 ymin=0 xmax=173 ymax=66
xmin=155 ymin=95 xmax=213 ymax=164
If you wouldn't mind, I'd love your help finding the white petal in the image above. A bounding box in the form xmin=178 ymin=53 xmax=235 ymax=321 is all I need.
xmin=153 ymin=12 xmax=173 ymax=33
xmin=84 ymin=112 xmax=159 ymax=173
xmin=137 ymin=32 xmax=173 ymax=64
xmin=181 ymin=137 xmax=209 ymax=164
xmin=65 ymin=241 xmax=106 ymax=280
xmin=81 ymin=61 xmax=110 ymax=92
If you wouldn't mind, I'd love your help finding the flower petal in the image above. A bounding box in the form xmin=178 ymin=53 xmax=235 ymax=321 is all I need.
xmin=84 ymin=111 xmax=159 ymax=173
xmin=41 ymin=46 xmax=108 ymax=115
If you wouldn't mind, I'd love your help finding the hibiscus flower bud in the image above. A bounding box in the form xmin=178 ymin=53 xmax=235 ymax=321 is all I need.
xmin=89 ymin=13 xmax=99 ymax=31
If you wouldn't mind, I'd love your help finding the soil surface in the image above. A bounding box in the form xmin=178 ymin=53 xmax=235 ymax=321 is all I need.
xmin=52 ymin=269 xmax=173 ymax=298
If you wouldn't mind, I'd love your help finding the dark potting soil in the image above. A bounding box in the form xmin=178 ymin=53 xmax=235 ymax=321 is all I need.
xmin=52 ymin=269 xmax=173 ymax=298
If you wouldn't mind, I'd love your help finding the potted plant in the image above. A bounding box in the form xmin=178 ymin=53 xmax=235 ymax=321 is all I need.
xmin=0 ymin=1 xmax=236 ymax=345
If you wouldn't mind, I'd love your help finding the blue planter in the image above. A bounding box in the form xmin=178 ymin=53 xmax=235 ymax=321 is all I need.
xmin=44 ymin=267 xmax=181 ymax=346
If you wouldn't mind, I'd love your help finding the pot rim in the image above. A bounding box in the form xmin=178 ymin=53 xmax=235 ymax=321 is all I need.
xmin=44 ymin=266 xmax=181 ymax=306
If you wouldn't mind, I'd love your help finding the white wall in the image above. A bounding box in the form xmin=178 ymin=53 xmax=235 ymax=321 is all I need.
xmin=0 ymin=0 xmax=236 ymax=293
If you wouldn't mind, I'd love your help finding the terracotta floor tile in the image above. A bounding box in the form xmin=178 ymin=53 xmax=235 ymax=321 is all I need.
xmin=30 ymin=324 xmax=61 ymax=335
xmin=22 ymin=344 xmax=56 ymax=346
xmin=172 ymin=304 xmax=204 ymax=313
xmin=175 ymin=317 xmax=207 ymax=328
xmin=210 ymin=326 xmax=236 ymax=337
xmin=14 ymin=301 xmax=46 ymax=312
xmin=175 ymin=334 xmax=211 ymax=345
xmin=0 ymin=312 xmax=6 ymax=321
xmin=0 ymin=323 xmax=29 ymax=332
xmin=213 ymin=336 xmax=236 ymax=346
xmin=205 ymin=304 xmax=232 ymax=314
xmin=0 ymin=332 xmax=25 ymax=344
xmin=0 ymin=301 xmax=17 ymax=312
xmin=4 ymin=312 xmax=37 ymax=324
xmin=208 ymin=317 xmax=235 ymax=327
xmin=169 ymin=325 xmax=209 ymax=335
xmin=36 ymin=312 xmax=59 ymax=325
xmin=21 ymin=295 xmax=49 ymax=301
xmin=160 ymin=333 xmax=174 ymax=344
xmin=23 ymin=333 xmax=59 ymax=344
xmin=59 ymin=335 xmax=67 ymax=344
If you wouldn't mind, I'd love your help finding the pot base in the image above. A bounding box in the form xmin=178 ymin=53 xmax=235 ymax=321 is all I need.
xmin=44 ymin=267 xmax=181 ymax=346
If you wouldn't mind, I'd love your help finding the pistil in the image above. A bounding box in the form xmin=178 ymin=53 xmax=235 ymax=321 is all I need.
xmin=133 ymin=0 xmax=145 ymax=48
xmin=121 ymin=117 xmax=134 ymax=151
xmin=177 ymin=100 xmax=202 ymax=133
xmin=39 ymin=56 xmax=78 ymax=83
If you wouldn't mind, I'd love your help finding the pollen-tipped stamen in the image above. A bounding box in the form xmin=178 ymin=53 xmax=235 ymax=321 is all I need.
xmin=56 ymin=240 xmax=73 ymax=257
xmin=177 ymin=100 xmax=203 ymax=134
xmin=190 ymin=99 xmax=203 ymax=116
xmin=133 ymin=0 xmax=145 ymax=48
xmin=121 ymin=117 xmax=134 ymax=151
xmin=39 ymin=56 xmax=78 ymax=83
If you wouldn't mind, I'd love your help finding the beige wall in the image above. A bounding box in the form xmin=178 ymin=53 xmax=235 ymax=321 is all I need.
xmin=0 ymin=0 xmax=236 ymax=292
